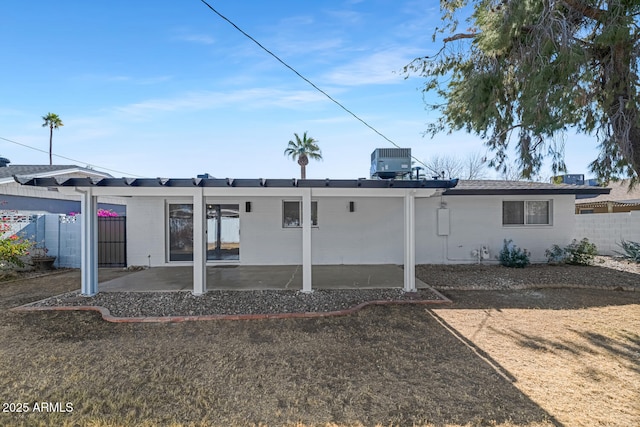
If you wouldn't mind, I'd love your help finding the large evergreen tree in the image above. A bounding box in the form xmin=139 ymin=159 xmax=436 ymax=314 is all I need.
xmin=404 ymin=0 xmax=640 ymax=184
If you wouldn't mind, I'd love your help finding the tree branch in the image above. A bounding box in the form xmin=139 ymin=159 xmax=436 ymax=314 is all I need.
xmin=562 ymin=0 xmax=606 ymax=22
xmin=443 ymin=33 xmax=477 ymax=43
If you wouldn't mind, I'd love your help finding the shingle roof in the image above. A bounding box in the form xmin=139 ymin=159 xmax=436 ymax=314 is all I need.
xmin=575 ymin=180 xmax=640 ymax=204
xmin=443 ymin=180 xmax=610 ymax=196
xmin=0 ymin=165 xmax=112 ymax=180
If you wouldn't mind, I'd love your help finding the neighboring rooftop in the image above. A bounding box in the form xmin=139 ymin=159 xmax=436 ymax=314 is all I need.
xmin=575 ymin=180 xmax=640 ymax=206
xmin=0 ymin=165 xmax=112 ymax=182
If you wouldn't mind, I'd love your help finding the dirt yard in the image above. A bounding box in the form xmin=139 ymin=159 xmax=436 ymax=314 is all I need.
xmin=0 ymin=264 xmax=638 ymax=427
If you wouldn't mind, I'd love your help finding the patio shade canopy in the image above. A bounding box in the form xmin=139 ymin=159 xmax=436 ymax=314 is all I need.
xmin=14 ymin=176 xmax=460 ymax=296
xmin=13 ymin=176 xmax=459 ymax=189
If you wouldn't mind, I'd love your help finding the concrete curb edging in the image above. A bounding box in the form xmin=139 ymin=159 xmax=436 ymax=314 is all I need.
xmin=11 ymin=295 xmax=452 ymax=323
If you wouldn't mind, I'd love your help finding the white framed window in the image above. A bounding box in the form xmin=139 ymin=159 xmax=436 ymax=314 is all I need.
xmin=283 ymin=200 xmax=318 ymax=228
xmin=502 ymin=200 xmax=551 ymax=225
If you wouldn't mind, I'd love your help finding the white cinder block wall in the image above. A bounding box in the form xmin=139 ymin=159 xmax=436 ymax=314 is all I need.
xmin=126 ymin=194 xmax=578 ymax=267
xmin=574 ymin=211 xmax=640 ymax=255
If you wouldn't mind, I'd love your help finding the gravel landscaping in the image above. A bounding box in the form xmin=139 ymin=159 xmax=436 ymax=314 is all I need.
xmin=417 ymin=256 xmax=640 ymax=291
xmin=23 ymin=288 xmax=446 ymax=318
xmin=16 ymin=256 xmax=639 ymax=319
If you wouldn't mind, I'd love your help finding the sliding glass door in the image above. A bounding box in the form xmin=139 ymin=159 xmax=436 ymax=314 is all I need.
xmin=207 ymin=204 xmax=240 ymax=261
xmin=167 ymin=203 xmax=240 ymax=262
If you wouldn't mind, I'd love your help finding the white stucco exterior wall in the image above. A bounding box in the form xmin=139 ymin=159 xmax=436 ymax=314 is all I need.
xmin=127 ymin=197 xmax=167 ymax=266
xmin=415 ymin=194 xmax=576 ymax=264
xmin=126 ymin=193 xmax=577 ymax=267
xmin=310 ymin=197 xmax=404 ymax=264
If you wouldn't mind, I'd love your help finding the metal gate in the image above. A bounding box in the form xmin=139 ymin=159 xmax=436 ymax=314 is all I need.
xmin=98 ymin=216 xmax=126 ymax=267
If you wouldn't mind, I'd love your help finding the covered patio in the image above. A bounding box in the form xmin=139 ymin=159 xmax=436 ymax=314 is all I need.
xmin=16 ymin=176 xmax=458 ymax=295
xmin=99 ymin=264 xmax=431 ymax=292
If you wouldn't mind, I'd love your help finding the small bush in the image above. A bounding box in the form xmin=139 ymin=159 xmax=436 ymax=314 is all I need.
xmin=498 ymin=239 xmax=530 ymax=268
xmin=615 ymin=240 xmax=640 ymax=262
xmin=545 ymin=244 xmax=566 ymax=264
xmin=545 ymin=238 xmax=597 ymax=266
xmin=0 ymin=234 xmax=33 ymax=269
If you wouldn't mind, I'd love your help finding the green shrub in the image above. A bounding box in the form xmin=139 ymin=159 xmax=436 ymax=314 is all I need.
xmin=498 ymin=239 xmax=530 ymax=268
xmin=545 ymin=238 xmax=597 ymax=266
xmin=0 ymin=234 xmax=33 ymax=269
xmin=544 ymin=244 xmax=566 ymax=264
xmin=615 ymin=240 xmax=640 ymax=262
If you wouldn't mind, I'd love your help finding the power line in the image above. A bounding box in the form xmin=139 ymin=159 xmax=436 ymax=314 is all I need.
xmin=0 ymin=135 xmax=145 ymax=177
xmin=198 ymin=0 xmax=433 ymax=174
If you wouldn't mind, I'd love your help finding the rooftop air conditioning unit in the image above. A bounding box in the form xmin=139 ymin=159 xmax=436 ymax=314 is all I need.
xmin=552 ymin=174 xmax=585 ymax=185
xmin=370 ymin=148 xmax=411 ymax=179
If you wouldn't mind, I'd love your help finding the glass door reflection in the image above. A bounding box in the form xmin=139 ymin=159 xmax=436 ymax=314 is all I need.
xmin=207 ymin=204 xmax=239 ymax=261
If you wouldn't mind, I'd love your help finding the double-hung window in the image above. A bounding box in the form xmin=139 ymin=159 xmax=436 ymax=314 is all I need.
xmin=283 ymin=200 xmax=318 ymax=228
xmin=502 ymin=200 xmax=551 ymax=225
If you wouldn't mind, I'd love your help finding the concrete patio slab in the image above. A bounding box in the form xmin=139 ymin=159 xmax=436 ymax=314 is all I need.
xmin=99 ymin=264 xmax=430 ymax=292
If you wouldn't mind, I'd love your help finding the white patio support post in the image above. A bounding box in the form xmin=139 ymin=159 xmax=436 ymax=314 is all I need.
xmin=301 ymin=187 xmax=313 ymax=293
xmin=192 ymin=189 xmax=207 ymax=295
xmin=79 ymin=188 xmax=98 ymax=296
xmin=403 ymin=189 xmax=416 ymax=292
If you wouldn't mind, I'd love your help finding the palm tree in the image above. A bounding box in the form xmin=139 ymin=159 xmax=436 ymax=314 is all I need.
xmin=284 ymin=131 xmax=322 ymax=179
xmin=41 ymin=113 xmax=64 ymax=165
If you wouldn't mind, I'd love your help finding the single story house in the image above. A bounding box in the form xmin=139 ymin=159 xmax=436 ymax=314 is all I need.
xmin=575 ymin=180 xmax=640 ymax=214
xmin=15 ymin=176 xmax=609 ymax=296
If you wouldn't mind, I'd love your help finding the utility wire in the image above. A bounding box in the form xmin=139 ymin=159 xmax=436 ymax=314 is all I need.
xmin=198 ymin=0 xmax=434 ymax=175
xmin=0 ymin=135 xmax=145 ymax=178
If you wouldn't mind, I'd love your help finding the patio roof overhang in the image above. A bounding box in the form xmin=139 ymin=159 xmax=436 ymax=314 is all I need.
xmin=14 ymin=176 xmax=459 ymax=199
xmin=14 ymin=176 xmax=458 ymax=189
xmin=15 ymin=176 xmax=458 ymax=297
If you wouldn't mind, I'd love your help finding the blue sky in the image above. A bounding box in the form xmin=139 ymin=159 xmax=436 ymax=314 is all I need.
xmin=0 ymin=0 xmax=600 ymax=179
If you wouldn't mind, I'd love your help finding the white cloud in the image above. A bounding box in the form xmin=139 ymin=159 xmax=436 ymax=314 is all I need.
xmin=322 ymin=48 xmax=421 ymax=86
xmin=112 ymin=88 xmax=330 ymax=118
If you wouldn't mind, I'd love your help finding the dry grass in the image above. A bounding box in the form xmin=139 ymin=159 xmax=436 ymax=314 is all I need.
xmin=432 ymin=291 xmax=640 ymax=427
xmin=0 ymin=270 xmax=638 ymax=426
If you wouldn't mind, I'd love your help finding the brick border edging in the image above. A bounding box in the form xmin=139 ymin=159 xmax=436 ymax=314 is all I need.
xmin=433 ymin=284 xmax=638 ymax=292
xmin=10 ymin=295 xmax=452 ymax=323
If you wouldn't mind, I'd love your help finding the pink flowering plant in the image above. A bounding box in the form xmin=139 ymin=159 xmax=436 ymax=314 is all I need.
xmin=0 ymin=203 xmax=34 ymax=269
xmin=68 ymin=209 xmax=118 ymax=217
xmin=97 ymin=209 xmax=118 ymax=217
xmin=0 ymin=232 xmax=33 ymax=269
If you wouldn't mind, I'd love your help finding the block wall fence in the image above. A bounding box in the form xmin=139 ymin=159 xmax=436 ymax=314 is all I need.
xmin=574 ymin=211 xmax=640 ymax=255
